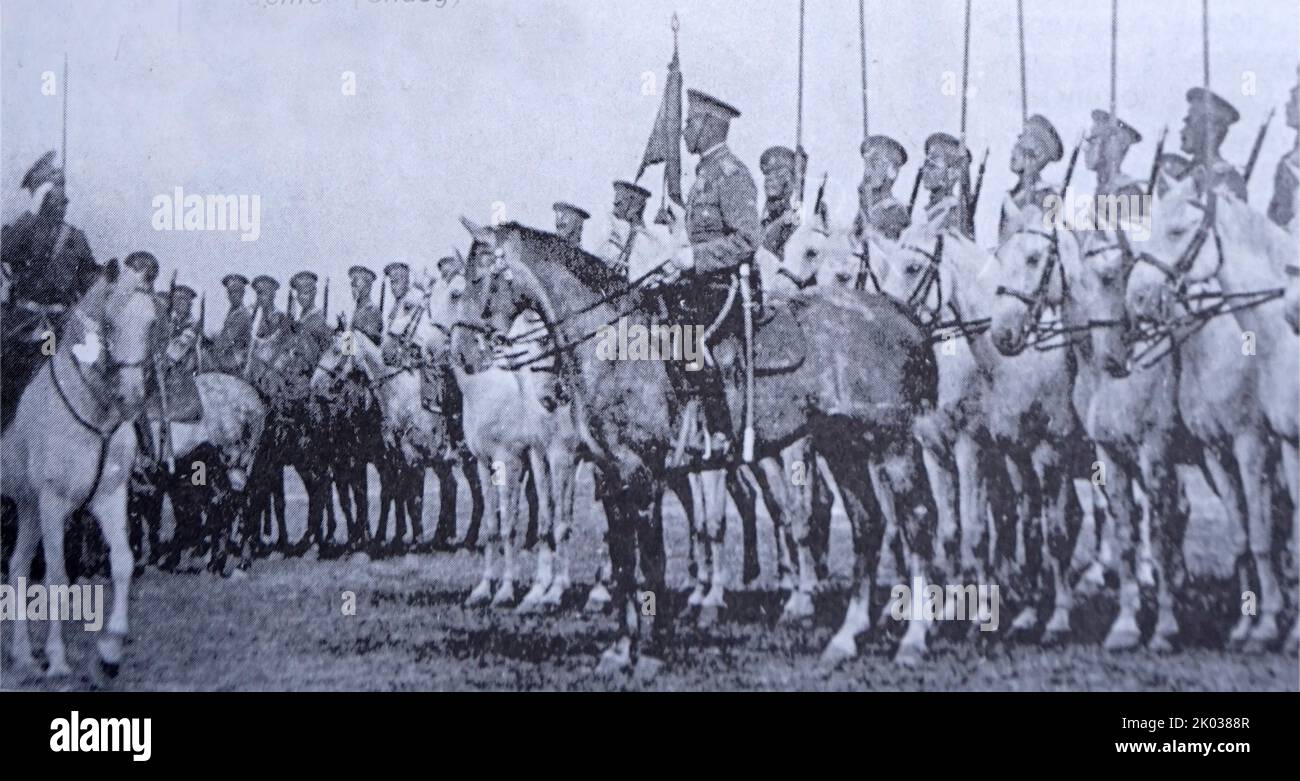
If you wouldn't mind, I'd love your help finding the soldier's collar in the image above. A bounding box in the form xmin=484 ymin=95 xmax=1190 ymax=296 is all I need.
xmin=697 ymin=143 xmax=728 ymax=168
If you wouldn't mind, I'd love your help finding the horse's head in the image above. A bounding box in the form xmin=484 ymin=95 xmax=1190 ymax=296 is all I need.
xmin=878 ymin=197 xmax=964 ymax=314
xmin=989 ymin=200 xmax=1076 ymax=356
xmin=1123 ymin=176 xmax=1219 ymax=324
xmin=75 ymin=259 xmax=158 ymax=417
xmin=310 ymin=315 xmax=359 ymax=392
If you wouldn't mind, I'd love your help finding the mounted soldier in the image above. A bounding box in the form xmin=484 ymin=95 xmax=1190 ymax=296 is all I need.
xmin=289 ymin=270 xmax=331 ymax=360
xmin=214 ymin=273 xmax=252 ymax=374
xmin=998 ymin=114 xmax=1064 ymax=243
xmin=598 ymin=180 xmax=666 ymax=280
xmin=1267 ymin=66 xmax=1299 ymax=231
xmin=853 ymin=135 xmax=911 ymax=243
xmin=245 ymin=274 xmax=289 ymax=397
xmin=1082 ymin=109 xmax=1144 ymax=243
xmin=1 ymin=151 xmax=99 ymax=429
xmin=382 ymin=261 xmax=421 ymax=367
xmin=920 ymin=132 xmax=974 ymax=239
xmin=759 ymin=145 xmax=800 ymax=257
xmin=1180 ymin=86 xmax=1248 ymax=199
xmin=553 ymin=201 xmax=590 ymax=249
xmin=665 ymin=88 xmax=761 ymax=457
xmin=349 ymin=265 xmax=383 ymax=344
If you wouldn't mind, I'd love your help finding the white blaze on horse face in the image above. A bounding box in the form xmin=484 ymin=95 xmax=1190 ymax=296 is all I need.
xmin=71 ymin=327 xmax=103 ymax=365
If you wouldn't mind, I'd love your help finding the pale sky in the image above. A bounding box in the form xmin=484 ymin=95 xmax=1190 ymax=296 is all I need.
xmin=3 ymin=0 xmax=1297 ymax=323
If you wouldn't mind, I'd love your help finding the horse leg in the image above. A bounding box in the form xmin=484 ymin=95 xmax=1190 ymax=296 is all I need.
xmin=585 ymin=463 xmax=615 ymax=613
xmin=491 ymin=454 xmax=521 ymax=607
xmin=1142 ymin=440 xmax=1184 ymax=652
xmin=953 ymin=434 xmax=987 ymax=592
xmin=540 ymin=450 xmax=577 ymax=606
xmin=1282 ymin=443 xmax=1299 ymax=656
xmin=750 ymin=460 xmax=796 ymax=589
xmin=1098 ymin=447 xmax=1142 ymax=652
xmin=809 ymin=449 xmax=833 ymax=582
xmin=775 ymin=450 xmax=820 ymax=622
xmin=1077 ymin=479 xmax=1112 ymax=595
xmin=459 ymin=451 xmax=484 ymax=550
xmin=1039 ymin=443 xmax=1082 ymax=645
xmin=37 ymin=490 xmax=76 ymax=677
xmin=696 ymin=467 xmax=729 ymax=625
xmin=430 ymin=459 xmax=457 ymax=548
xmin=518 ymin=449 xmax=555 ymax=614
xmin=918 ymin=444 xmax=958 ymax=595
xmin=374 ymin=452 xmax=393 ymax=552
xmin=664 ymin=472 xmax=701 ymax=597
xmin=88 ymin=472 xmax=133 ymax=677
xmin=635 ymin=477 xmax=669 ymax=660
xmin=820 ymin=452 xmax=886 ymax=665
xmin=727 ymin=468 xmax=760 ymax=587
xmin=5 ymin=491 xmax=41 ymax=677
xmin=465 ymin=458 xmax=497 ymax=607
xmin=596 ymin=493 xmax=640 ymax=674
xmin=1004 ymin=452 xmax=1045 ymax=636
xmin=1197 ymin=444 xmax=1254 ymax=647
xmin=1234 ymin=431 xmax=1281 ymax=651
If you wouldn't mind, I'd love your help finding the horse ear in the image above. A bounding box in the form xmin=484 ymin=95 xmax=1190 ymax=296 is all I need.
xmin=104 ymin=257 xmax=119 ymax=283
xmin=459 ymin=216 xmax=492 ymax=244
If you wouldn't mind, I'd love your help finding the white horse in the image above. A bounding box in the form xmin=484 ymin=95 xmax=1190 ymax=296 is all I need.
xmin=1124 ymin=177 xmax=1294 ymax=651
xmin=3 ymin=264 xmax=156 ymax=681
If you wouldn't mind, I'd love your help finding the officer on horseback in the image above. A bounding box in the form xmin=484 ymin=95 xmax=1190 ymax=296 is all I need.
xmin=349 ymin=265 xmax=383 ymax=344
xmin=999 ymin=114 xmax=1065 ymax=243
xmin=553 ymin=202 xmax=590 ymax=249
xmin=1180 ymin=87 xmax=1248 ymax=199
xmin=666 ymin=88 xmax=761 ymax=457
xmin=2 ymin=152 xmax=98 ymax=428
xmin=854 ymin=135 xmax=912 ymax=243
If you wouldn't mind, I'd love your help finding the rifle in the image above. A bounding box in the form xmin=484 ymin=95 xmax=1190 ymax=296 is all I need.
xmin=1243 ymin=107 xmax=1275 ymax=186
xmin=378 ymin=278 xmax=387 ymax=321
xmin=195 ymin=293 xmax=205 ymax=373
xmin=968 ymin=147 xmax=990 ymax=221
xmin=323 ymin=277 xmax=330 ymax=321
xmin=155 ymin=270 xmax=179 ymax=472
xmin=906 ymin=164 xmax=925 ymax=216
xmin=242 ymin=303 xmax=263 ymax=380
xmin=1146 ymin=127 xmax=1168 ymax=196
xmin=1061 ymin=135 xmax=1083 ymax=194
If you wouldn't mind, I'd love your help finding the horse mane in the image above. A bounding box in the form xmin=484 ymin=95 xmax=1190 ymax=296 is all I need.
xmin=496 ymin=222 xmax=630 ymax=301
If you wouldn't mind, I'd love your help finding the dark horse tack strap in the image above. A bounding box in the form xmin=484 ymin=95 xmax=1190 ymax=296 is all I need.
xmin=48 ymin=353 xmax=118 ymax=512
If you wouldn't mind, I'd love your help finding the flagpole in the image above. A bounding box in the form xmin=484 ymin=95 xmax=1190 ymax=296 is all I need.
xmin=61 ymin=53 xmax=68 ymax=173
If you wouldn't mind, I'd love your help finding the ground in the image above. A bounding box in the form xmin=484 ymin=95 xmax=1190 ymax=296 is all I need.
xmin=2 ymin=466 xmax=1296 ymax=691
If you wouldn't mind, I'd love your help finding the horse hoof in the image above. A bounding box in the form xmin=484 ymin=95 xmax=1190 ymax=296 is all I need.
xmin=696 ymin=603 xmax=722 ymax=628
xmin=1076 ymin=562 xmax=1107 ymax=596
xmin=1041 ymin=625 xmax=1070 ymax=647
xmin=1136 ymin=558 xmax=1156 ymax=588
xmin=1244 ymin=616 xmax=1280 ymax=652
xmin=465 ymin=580 xmax=492 ymax=607
xmin=5 ymin=658 xmax=42 ymax=684
xmin=491 ymin=582 xmax=516 ymax=608
xmin=778 ymin=574 xmax=796 ymax=591
xmin=540 ymin=581 xmax=566 ymax=608
xmin=46 ymin=661 xmax=73 ymax=679
xmin=595 ymin=642 xmax=632 ymax=676
xmin=893 ymin=642 xmax=925 ymax=668
xmin=633 ymin=655 xmax=664 ymax=683
xmin=515 ymin=584 xmax=547 ymax=614
xmin=779 ymin=591 xmax=815 ymax=624
xmin=584 ymin=584 xmax=611 ymax=613
xmin=1148 ymin=634 xmax=1176 ymax=654
xmin=1103 ymin=622 xmax=1141 ymax=652
xmin=1227 ymin=617 xmax=1254 ymax=649
xmin=819 ymin=634 xmax=857 ymax=668
xmin=1009 ymin=608 xmax=1038 ymax=637
xmin=98 ymin=657 xmax=121 ymax=680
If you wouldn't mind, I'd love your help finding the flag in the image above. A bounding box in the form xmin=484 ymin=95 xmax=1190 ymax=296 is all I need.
xmin=636 ymin=45 xmax=683 ymax=208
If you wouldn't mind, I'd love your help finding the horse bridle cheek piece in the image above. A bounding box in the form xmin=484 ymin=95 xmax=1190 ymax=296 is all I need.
xmin=993 ymin=227 xmax=1063 ymax=343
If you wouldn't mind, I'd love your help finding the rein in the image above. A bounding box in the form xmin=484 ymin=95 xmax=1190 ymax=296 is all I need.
xmin=897 ymin=234 xmax=992 ymax=343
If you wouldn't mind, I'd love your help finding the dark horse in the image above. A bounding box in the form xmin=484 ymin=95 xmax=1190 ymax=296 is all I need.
xmin=458 ymin=220 xmax=938 ymax=669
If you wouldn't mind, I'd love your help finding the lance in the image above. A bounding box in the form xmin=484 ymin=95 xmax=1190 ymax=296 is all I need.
xmin=378 ymin=277 xmax=387 ymax=321
xmin=196 ymin=293 xmax=205 ymax=373
xmin=1146 ymin=126 xmax=1168 ymax=196
xmin=323 ymin=276 xmax=330 ymax=321
xmin=1243 ymin=107 xmax=1276 ymax=186
xmin=968 ymin=147 xmax=990 ymax=219
xmin=793 ymin=0 xmax=808 ymax=203
xmin=61 ymin=54 xmax=68 ymax=174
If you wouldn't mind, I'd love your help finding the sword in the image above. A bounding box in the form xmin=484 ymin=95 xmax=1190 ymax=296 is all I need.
xmin=1243 ymin=107 xmax=1276 ymax=186
xmin=1146 ymin=126 xmax=1168 ymax=196
xmin=738 ymin=263 xmax=756 ymax=463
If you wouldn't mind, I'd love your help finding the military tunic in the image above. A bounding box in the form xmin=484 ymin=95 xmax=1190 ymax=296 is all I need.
xmin=1189 ymin=157 xmax=1248 ymax=200
xmin=352 ymin=300 xmax=383 ymax=344
xmin=1081 ymin=173 xmax=1147 ymax=255
xmin=761 ymin=196 xmax=798 ymax=256
xmin=295 ymin=306 xmax=333 ymax=359
xmin=681 ymin=144 xmax=761 ymax=327
xmin=1 ymin=214 xmax=97 ymax=307
xmin=1267 ymin=150 xmax=1299 ymax=230
xmin=998 ymin=180 xmax=1059 ymax=243
xmin=216 ymin=304 xmax=253 ymax=374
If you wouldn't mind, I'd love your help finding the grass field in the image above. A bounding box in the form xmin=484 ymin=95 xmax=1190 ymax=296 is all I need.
xmin=2 ymin=464 xmax=1297 ymax=691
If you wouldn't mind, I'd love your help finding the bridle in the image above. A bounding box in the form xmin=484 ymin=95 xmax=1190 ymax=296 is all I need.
xmin=894 ymin=234 xmax=990 ymax=342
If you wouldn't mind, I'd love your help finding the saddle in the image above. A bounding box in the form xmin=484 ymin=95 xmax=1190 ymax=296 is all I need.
xmin=145 ymin=367 xmax=203 ymax=424
xmin=750 ymin=295 xmax=809 ymax=376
